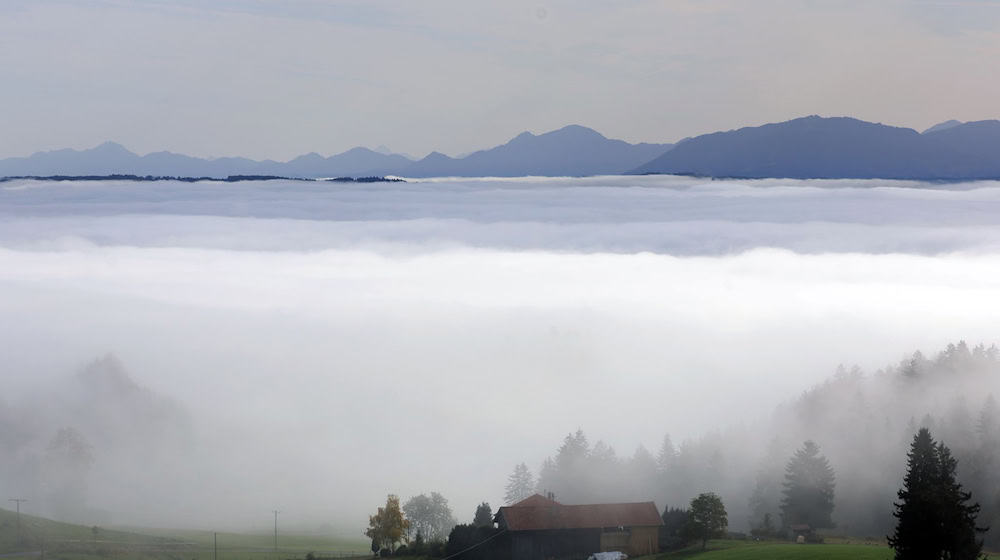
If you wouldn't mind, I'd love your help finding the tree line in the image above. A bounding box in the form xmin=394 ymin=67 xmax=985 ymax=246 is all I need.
xmin=366 ymin=341 xmax=996 ymax=558
xmin=500 ymin=341 xmax=998 ymax=552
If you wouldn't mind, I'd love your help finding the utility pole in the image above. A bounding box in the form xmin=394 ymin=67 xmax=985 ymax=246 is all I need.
xmin=8 ymin=498 xmax=27 ymax=546
xmin=214 ymin=531 xmax=217 ymax=560
xmin=272 ymin=510 xmax=280 ymax=553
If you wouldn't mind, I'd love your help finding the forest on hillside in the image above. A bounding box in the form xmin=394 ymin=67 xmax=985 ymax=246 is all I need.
xmin=505 ymin=342 xmax=1000 ymax=544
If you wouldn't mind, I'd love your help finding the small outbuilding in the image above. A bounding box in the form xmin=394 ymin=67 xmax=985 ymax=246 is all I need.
xmin=494 ymin=494 xmax=662 ymax=560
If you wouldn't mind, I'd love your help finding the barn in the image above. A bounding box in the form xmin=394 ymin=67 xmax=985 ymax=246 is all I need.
xmin=493 ymin=494 xmax=662 ymax=560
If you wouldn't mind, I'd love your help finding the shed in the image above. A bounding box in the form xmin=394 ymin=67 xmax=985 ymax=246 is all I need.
xmin=494 ymin=495 xmax=662 ymax=560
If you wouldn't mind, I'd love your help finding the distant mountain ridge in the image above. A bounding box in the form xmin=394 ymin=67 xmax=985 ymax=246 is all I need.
xmin=10 ymin=117 xmax=1000 ymax=180
xmin=632 ymin=115 xmax=1000 ymax=180
xmin=403 ymin=124 xmax=672 ymax=177
xmin=0 ymin=125 xmax=673 ymax=179
xmin=0 ymin=142 xmax=415 ymax=179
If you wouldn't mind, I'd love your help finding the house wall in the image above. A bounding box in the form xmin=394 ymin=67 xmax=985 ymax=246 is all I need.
xmin=508 ymin=527 xmax=659 ymax=560
xmin=510 ymin=529 xmax=600 ymax=560
xmin=599 ymin=531 xmax=629 ymax=552
xmin=626 ymin=526 xmax=659 ymax=556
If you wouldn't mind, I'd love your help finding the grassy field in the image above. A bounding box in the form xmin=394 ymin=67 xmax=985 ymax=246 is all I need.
xmin=655 ymin=538 xmax=1000 ymax=560
xmin=5 ymin=511 xmax=994 ymax=560
xmin=657 ymin=539 xmax=893 ymax=560
xmin=1 ymin=507 xmax=368 ymax=560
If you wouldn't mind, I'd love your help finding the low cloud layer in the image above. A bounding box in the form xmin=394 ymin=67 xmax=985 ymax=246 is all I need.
xmin=2 ymin=176 xmax=999 ymax=534
xmin=4 ymin=176 xmax=1000 ymax=254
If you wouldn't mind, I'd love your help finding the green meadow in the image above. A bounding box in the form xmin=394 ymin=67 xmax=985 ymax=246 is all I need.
xmin=657 ymin=540 xmax=892 ymax=560
xmin=6 ymin=509 xmax=998 ymax=560
xmin=658 ymin=539 xmax=1000 ymax=560
xmin=0 ymin=507 xmax=367 ymax=560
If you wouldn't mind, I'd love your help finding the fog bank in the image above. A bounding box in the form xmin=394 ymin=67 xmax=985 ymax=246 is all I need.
xmin=2 ymin=176 xmax=999 ymax=534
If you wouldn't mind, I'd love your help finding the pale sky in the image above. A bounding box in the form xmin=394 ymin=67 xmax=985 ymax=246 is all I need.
xmin=2 ymin=0 xmax=1000 ymax=160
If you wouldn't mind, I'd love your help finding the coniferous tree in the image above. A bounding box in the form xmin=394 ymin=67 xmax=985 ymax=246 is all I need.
xmin=656 ymin=434 xmax=677 ymax=473
xmin=888 ymin=428 xmax=986 ymax=560
xmin=473 ymin=502 xmax=493 ymax=528
xmin=937 ymin=444 xmax=985 ymax=559
xmin=504 ymin=463 xmax=535 ymax=504
xmin=780 ymin=440 xmax=835 ymax=529
xmin=659 ymin=505 xmax=690 ymax=551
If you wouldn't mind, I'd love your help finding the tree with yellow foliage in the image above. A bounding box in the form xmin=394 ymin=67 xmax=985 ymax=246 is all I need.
xmin=365 ymin=494 xmax=410 ymax=553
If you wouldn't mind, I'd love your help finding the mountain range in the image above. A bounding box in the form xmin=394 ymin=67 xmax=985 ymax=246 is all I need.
xmin=632 ymin=116 xmax=1000 ymax=179
xmin=0 ymin=125 xmax=672 ymax=179
xmin=6 ymin=116 xmax=1000 ymax=180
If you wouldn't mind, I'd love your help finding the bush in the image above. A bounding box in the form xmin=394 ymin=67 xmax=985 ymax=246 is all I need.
xmin=445 ymin=525 xmax=504 ymax=560
xmin=410 ymin=532 xmax=426 ymax=556
xmin=750 ymin=512 xmax=778 ymax=539
xmin=427 ymin=540 xmax=446 ymax=558
xmin=659 ymin=506 xmax=691 ymax=551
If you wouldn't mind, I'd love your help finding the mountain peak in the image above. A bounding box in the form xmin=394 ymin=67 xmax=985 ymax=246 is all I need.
xmin=421 ymin=151 xmax=454 ymax=162
xmin=552 ymin=124 xmax=604 ymax=136
xmin=91 ymin=141 xmax=132 ymax=154
xmin=922 ymin=120 xmax=963 ymax=134
xmin=630 ymin=114 xmax=1000 ymax=179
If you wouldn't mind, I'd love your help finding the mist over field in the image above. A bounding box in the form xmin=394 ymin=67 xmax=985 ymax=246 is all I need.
xmin=3 ymin=175 xmax=1000 ymax=537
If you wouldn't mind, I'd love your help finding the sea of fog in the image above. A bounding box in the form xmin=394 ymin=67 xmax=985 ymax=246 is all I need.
xmin=2 ymin=175 xmax=1000 ymax=532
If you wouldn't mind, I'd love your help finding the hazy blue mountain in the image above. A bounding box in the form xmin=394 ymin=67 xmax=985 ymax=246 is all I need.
xmin=2 ymin=126 xmax=666 ymax=178
xmin=403 ymin=125 xmax=673 ymax=177
xmin=374 ymin=145 xmax=416 ymax=160
xmin=319 ymin=146 xmax=413 ymax=177
xmin=631 ymin=116 xmax=1000 ymax=179
xmin=0 ymin=143 xmax=411 ymax=178
xmin=922 ymin=119 xmax=963 ymax=134
xmin=2 ymin=141 xmax=142 ymax=176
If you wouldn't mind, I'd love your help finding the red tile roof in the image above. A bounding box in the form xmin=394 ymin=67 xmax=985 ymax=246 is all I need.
xmin=497 ymin=501 xmax=662 ymax=531
xmin=510 ymin=494 xmax=562 ymax=508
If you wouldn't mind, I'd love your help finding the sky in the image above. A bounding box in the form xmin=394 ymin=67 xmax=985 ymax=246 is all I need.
xmin=2 ymin=0 xmax=1000 ymax=160
xmin=5 ymin=176 xmax=1000 ymax=532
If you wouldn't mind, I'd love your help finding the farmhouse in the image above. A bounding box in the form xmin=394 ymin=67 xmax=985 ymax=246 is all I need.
xmin=494 ymin=494 xmax=662 ymax=560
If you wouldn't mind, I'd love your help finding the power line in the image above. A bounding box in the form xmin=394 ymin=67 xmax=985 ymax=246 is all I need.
xmin=439 ymin=529 xmax=507 ymax=560
xmin=272 ymin=510 xmax=280 ymax=553
xmin=8 ymin=498 xmax=28 ymax=546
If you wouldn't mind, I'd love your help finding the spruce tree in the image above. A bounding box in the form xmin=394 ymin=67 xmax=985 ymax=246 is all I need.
xmin=504 ymin=463 xmax=535 ymax=505
xmin=780 ymin=441 xmax=836 ymax=529
xmin=473 ymin=502 xmax=493 ymax=528
xmin=888 ymin=428 xmax=986 ymax=560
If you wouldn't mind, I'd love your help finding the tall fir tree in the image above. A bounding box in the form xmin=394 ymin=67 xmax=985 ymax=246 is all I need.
xmin=504 ymin=463 xmax=535 ymax=505
xmin=888 ymin=428 xmax=986 ymax=560
xmin=473 ymin=502 xmax=493 ymax=528
xmin=780 ymin=440 xmax=836 ymax=529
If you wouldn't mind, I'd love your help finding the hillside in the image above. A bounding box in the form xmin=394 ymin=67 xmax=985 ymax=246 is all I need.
xmin=0 ymin=508 xmax=367 ymax=560
xmin=0 ymin=506 xmax=183 ymax=558
xmin=631 ymin=116 xmax=1000 ymax=179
